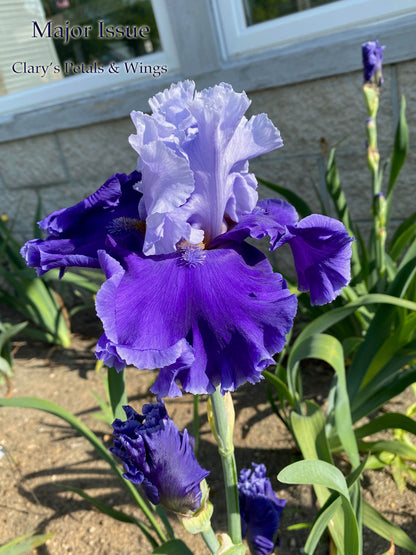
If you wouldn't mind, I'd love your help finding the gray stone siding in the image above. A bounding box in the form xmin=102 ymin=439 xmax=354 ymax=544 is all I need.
xmin=0 ymin=60 xmax=414 ymax=245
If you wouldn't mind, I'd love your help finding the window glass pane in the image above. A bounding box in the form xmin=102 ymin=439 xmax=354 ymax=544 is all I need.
xmin=243 ymin=0 xmax=341 ymax=26
xmin=41 ymin=0 xmax=161 ymax=74
xmin=0 ymin=0 xmax=161 ymax=96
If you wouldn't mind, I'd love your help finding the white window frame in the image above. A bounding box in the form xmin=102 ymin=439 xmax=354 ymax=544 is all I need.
xmin=0 ymin=0 xmax=179 ymax=116
xmin=213 ymin=0 xmax=416 ymax=57
xmin=1 ymin=0 xmax=415 ymax=143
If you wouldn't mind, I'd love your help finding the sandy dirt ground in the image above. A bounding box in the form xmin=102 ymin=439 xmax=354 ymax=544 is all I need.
xmin=0 ymin=318 xmax=415 ymax=554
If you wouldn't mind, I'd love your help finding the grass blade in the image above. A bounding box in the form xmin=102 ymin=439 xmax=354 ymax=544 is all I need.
xmin=387 ymin=96 xmax=409 ymax=197
xmin=0 ymin=532 xmax=55 ymax=554
xmin=152 ymin=539 xmax=194 ymax=555
xmin=257 ymin=177 xmax=312 ymax=218
xmin=61 ymin=485 xmax=158 ymax=548
xmin=363 ymin=500 xmax=416 ymax=552
xmin=0 ymin=396 xmax=167 ymax=544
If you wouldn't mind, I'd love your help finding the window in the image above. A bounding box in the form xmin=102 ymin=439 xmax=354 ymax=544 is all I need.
xmin=214 ymin=0 xmax=416 ymax=57
xmin=1 ymin=0 xmax=415 ymax=137
xmin=0 ymin=0 xmax=179 ymax=114
xmin=243 ymin=0 xmax=339 ymax=26
xmin=40 ymin=0 xmax=161 ymax=75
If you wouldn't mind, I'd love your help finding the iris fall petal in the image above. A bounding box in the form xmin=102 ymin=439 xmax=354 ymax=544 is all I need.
xmin=95 ymin=241 xmax=297 ymax=396
xmin=20 ymin=171 xmax=142 ymax=275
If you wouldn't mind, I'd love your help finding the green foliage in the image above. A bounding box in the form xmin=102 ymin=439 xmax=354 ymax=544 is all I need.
xmin=0 ymin=393 xmax=170 ymax=550
xmin=0 ymin=531 xmax=55 ymax=554
xmin=262 ymin=78 xmax=415 ymax=552
xmin=268 ymin=305 xmax=416 ymax=552
xmin=279 ymin=459 xmax=362 ymax=554
xmin=265 ymin=199 xmax=416 ymax=551
xmin=0 ymin=211 xmax=102 ymax=347
xmin=151 ymin=539 xmax=194 ymax=555
xmin=0 ymin=214 xmax=71 ymax=347
xmin=0 ymin=319 xmax=27 ymax=387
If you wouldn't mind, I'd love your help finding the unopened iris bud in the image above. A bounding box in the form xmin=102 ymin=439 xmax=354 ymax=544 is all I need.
xmin=366 ymin=118 xmax=380 ymax=174
xmin=367 ymin=144 xmax=380 ymax=174
xmin=180 ymin=479 xmax=214 ymax=535
xmin=207 ymin=391 xmax=235 ymax=456
xmin=238 ymin=463 xmax=286 ymax=555
xmin=110 ymin=403 xmax=209 ymax=517
xmin=362 ymin=40 xmax=385 ymax=87
xmin=362 ymin=41 xmax=384 ymax=119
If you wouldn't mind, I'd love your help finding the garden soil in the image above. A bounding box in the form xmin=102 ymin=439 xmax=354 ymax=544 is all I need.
xmin=0 ymin=314 xmax=415 ymax=555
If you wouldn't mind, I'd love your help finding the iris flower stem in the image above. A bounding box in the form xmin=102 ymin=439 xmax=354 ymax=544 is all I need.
xmin=107 ymin=366 xmax=128 ymax=420
xmin=201 ymin=526 xmax=220 ymax=554
xmin=193 ymin=394 xmax=200 ymax=455
xmin=209 ymin=387 xmax=242 ymax=546
xmin=364 ymin=90 xmax=386 ymax=284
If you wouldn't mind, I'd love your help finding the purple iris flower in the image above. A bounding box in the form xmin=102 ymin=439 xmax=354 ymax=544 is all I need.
xmin=238 ymin=463 xmax=286 ymax=555
xmin=21 ymin=81 xmax=352 ymax=397
xmin=111 ymin=402 xmax=209 ymax=515
xmin=20 ymin=171 xmax=142 ymax=276
xmin=362 ymin=40 xmax=385 ymax=86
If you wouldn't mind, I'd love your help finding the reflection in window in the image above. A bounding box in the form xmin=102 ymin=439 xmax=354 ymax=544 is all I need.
xmin=41 ymin=0 xmax=161 ymax=75
xmin=0 ymin=0 xmax=62 ymax=95
xmin=242 ymin=0 xmax=340 ymax=26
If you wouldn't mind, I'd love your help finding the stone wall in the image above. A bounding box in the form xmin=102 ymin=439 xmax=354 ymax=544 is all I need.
xmin=0 ymin=59 xmax=414 ymax=245
xmin=249 ymin=60 xmax=416 ymax=228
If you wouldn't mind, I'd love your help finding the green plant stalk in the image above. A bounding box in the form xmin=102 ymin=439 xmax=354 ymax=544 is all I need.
xmin=193 ymin=394 xmax=200 ymax=455
xmin=372 ymin=181 xmax=387 ymax=286
xmin=209 ymin=387 xmax=242 ymax=546
xmin=201 ymin=526 xmax=220 ymax=554
xmin=325 ymin=149 xmax=361 ymax=283
xmin=340 ymin=286 xmax=371 ymax=331
xmin=364 ymin=87 xmax=386 ymax=283
xmin=107 ymin=366 xmax=128 ymax=420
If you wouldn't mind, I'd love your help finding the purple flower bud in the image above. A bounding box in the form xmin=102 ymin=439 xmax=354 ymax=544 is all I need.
xmin=111 ymin=403 xmax=209 ymax=515
xmin=238 ymin=463 xmax=286 ymax=555
xmin=362 ymin=40 xmax=385 ymax=86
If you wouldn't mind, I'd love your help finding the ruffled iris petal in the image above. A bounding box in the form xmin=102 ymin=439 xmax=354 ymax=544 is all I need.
xmin=238 ymin=463 xmax=286 ymax=555
xmin=95 ymin=333 xmax=127 ymax=373
xmin=284 ymin=214 xmax=353 ymax=305
xmin=185 ymin=84 xmax=283 ymax=244
xmin=217 ymin=200 xmax=353 ymax=306
xmin=128 ymin=81 xmax=283 ymax=254
xmin=148 ymin=79 xmax=196 ymax=134
xmin=216 ymin=198 xmax=298 ymax=246
xmin=20 ymin=171 xmax=142 ymax=275
xmin=95 ymin=242 xmax=297 ymax=396
xmin=111 ymin=403 xmax=209 ymax=514
xmin=135 ymin=140 xmax=196 ymax=255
